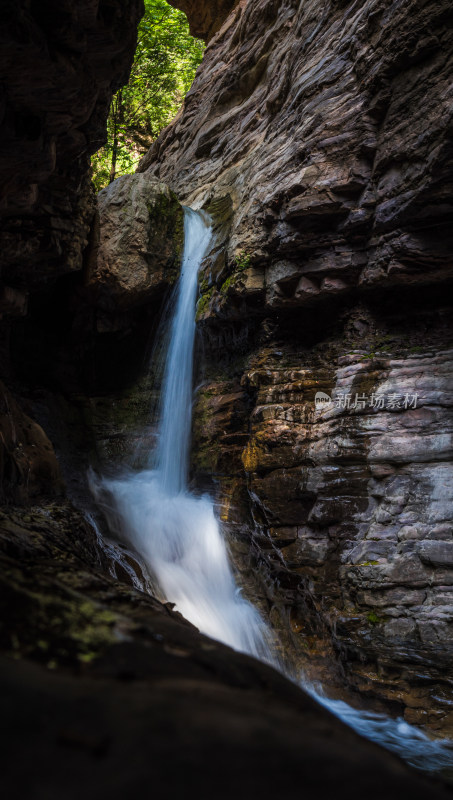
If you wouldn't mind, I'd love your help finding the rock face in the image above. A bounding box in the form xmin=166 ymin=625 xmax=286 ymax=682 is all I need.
xmin=0 ymin=503 xmax=452 ymax=800
xmin=167 ymin=0 xmax=239 ymax=42
xmin=244 ymin=345 xmax=453 ymax=724
xmin=0 ymin=0 xmax=150 ymax=507
xmin=142 ymin=0 xmax=453 ymax=303
xmin=0 ymin=0 xmax=144 ymax=295
xmin=141 ymin=0 xmax=453 ymax=730
xmin=86 ymin=175 xmax=184 ymax=321
xmin=190 ymin=313 xmax=453 ymax=728
xmin=0 ymin=381 xmax=63 ymax=504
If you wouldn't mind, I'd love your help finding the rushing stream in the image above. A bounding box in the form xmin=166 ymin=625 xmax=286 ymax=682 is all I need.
xmin=93 ymin=207 xmax=453 ymax=777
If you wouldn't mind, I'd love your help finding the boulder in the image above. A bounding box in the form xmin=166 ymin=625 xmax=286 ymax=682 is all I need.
xmin=0 ymin=503 xmax=451 ymax=800
xmin=86 ymin=175 xmax=184 ymax=313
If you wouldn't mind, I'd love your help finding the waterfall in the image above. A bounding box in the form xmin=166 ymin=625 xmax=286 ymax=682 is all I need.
xmin=155 ymin=209 xmax=211 ymax=495
xmin=93 ymin=208 xmax=271 ymax=658
xmin=91 ymin=206 xmax=453 ymax=777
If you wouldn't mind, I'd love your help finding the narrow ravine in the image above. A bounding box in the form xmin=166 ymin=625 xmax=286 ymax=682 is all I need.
xmin=93 ymin=208 xmax=453 ymax=778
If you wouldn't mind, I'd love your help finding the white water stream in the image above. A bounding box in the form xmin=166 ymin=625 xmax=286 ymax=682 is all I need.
xmin=93 ymin=209 xmax=269 ymax=658
xmin=93 ymin=207 xmax=453 ymax=777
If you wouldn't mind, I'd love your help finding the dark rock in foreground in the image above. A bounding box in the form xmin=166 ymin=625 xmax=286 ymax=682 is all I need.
xmin=0 ymin=504 xmax=451 ymax=800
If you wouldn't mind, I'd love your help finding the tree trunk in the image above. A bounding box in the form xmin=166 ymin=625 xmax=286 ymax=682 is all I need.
xmin=109 ymin=90 xmax=122 ymax=184
xmin=109 ymin=133 xmax=118 ymax=184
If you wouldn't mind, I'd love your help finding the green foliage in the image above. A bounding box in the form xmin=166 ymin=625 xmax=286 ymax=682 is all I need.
xmin=234 ymin=251 xmax=251 ymax=271
xmin=91 ymin=0 xmax=204 ymax=191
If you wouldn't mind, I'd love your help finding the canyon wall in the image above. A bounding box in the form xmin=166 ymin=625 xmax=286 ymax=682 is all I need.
xmin=0 ymin=0 xmax=157 ymax=502
xmin=0 ymin=0 xmax=144 ymax=293
xmin=139 ymin=0 xmax=453 ymax=728
xmin=1 ymin=0 xmax=452 ymax=769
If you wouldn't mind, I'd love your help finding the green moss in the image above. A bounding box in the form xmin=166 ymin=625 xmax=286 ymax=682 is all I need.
xmin=216 ymin=251 xmax=253 ymax=295
xmin=4 ymin=573 xmax=118 ymax=667
xmin=234 ymin=250 xmax=251 ymax=271
xmin=220 ymin=274 xmax=235 ymax=294
xmin=367 ymin=611 xmax=381 ymax=625
xmin=219 ymin=252 xmax=253 ymax=293
xmin=196 ymin=288 xmax=214 ymax=320
xmin=146 ymin=190 xmax=184 ymax=283
xmin=199 ymin=276 xmax=211 ymax=295
xmin=374 ymin=334 xmax=394 ymax=346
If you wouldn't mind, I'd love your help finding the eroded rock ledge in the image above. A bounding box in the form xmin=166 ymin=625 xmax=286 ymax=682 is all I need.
xmin=168 ymin=0 xmax=239 ymax=42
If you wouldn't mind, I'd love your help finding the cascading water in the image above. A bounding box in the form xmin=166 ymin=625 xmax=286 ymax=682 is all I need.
xmin=154 ymin=209 xmax=211 ymax=495
xmin=92 ymin=206 xmax=453 ymax=777
xmin=93 ymin=208 xmax=271 ymax=659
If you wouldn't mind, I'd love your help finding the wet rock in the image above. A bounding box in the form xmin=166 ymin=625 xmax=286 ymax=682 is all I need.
xmin=191 ymin=328 xmax=453 ymax=732
xmin=0 ymin=381 xmax=63 ymax=504
xmin=0 ymin=504 xmax=451 ymax=800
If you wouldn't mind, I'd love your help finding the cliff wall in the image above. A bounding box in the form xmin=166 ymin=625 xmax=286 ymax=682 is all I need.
xmin=0 ymin=0 xmax=147 ymax=502
xmin=140 ymin=0 xmax=453 ymax=729
xmin=0 ymin=0 xmax=145 ymax=292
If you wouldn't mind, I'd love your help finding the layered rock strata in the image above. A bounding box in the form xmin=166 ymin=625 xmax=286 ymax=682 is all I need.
xmin=141 ymin=0 xmax=453 ymax=729
xmin=190 ymin=306 xmax=453 ymax=729
xmin=142 ymin=0 xmax=453 ymax=303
